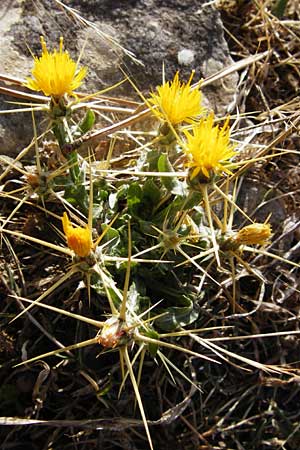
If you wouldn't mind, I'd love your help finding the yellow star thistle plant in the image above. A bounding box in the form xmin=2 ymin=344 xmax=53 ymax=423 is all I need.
xmin=62 ymin=212 xmax=92 ymax=258
xmin=183 ymin=113 xmax=236 ymax=180
xmin=234 ymin=223 xmax=272 ymax=246
xmin=149 ymin=71 xmax=203 ymax=125
xmin=25 ymin=36 xmax=87 ymax=98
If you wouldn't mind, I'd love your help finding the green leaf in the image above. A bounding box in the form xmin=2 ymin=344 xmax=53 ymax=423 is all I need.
xmin=144 ymin=328 xmax=160 ymax=357
xmin=100 ymin=225 xmax=120 ymax=250
xmin=78 ymin=109 xmax=96 ymax=135
xmin=67 ymin=151 xmax=81 ymax=181
xmin=158 ymin=153 xmax=185 ymax=196
xmin=64 ymin=179 xmax=88 ymax=213
xmin=272 ymin=0 xmax=288 ymax=18
xmin=52 ymin=120 xmax=69 ymax=149
xmin=157 ymin=153 xmax=171 ymax=173
xmin=171 ymin=191 xmax=202 ymax=212
xmin=127 ymin=182 xmax=143 ymax=216
xmin=155 ymin=295 xmax=199 ymax=332
xmin=142 ymin=179 xmax=161 ymax=205
xmin=147 ymin=149 xmax=161 ymax=171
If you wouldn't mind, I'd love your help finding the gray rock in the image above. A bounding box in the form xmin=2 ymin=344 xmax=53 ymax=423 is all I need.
xmin=0 ymin=0 xmax=238 ymax=156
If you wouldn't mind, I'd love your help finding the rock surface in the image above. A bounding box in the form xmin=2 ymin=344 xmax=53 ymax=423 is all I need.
xmin=0 ymin=0 xmax=238 ymax=155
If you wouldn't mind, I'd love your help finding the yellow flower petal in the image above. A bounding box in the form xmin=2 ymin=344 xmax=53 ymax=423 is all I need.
xmin=24 ymin=36 xmax=87 ymax=97
xmin=183 ymin=113 xmax=236 ymax=180
xmin=149 ymin=71 xmax=203 ymax=125
xmin=235 ymin=223 xmax=272 ymax=246
xmin=62 ymin=212 xmax=92 ymax=258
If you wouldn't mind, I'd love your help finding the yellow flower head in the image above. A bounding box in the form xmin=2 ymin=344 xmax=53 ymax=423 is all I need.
xmin=62 ymin=212 xmax=92 ymax=258
xmin=25 ymin=36 xmax=87 ymax=97
xmin=149 ymin=71 xmax=203 ymax=125
xmin=183 ymin=113 xmax=236 ymax=180
xmin=234 ymin=223 xmax=272 ymax=246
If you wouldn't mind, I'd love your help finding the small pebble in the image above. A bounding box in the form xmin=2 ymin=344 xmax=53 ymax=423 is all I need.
xmin=177 ymin=49 xmax=195 ymax=66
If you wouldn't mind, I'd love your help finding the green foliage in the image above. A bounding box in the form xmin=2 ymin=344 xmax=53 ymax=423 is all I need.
xmin=154 ymin=295 xmax=200 ymax=331
xmin=272 ymin=0 xmax=289 ymax=18
xmin=158 ymin=153 xmax=185 ymax=195
xmin=78 ymin=109 xmax=96 ymax=135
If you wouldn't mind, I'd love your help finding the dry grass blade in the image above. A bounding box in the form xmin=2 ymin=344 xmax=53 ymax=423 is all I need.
xmin=123 ymin=346 xmax=154 ymax=450
xmin=198 ymin=50 xmax=270 ymax=88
